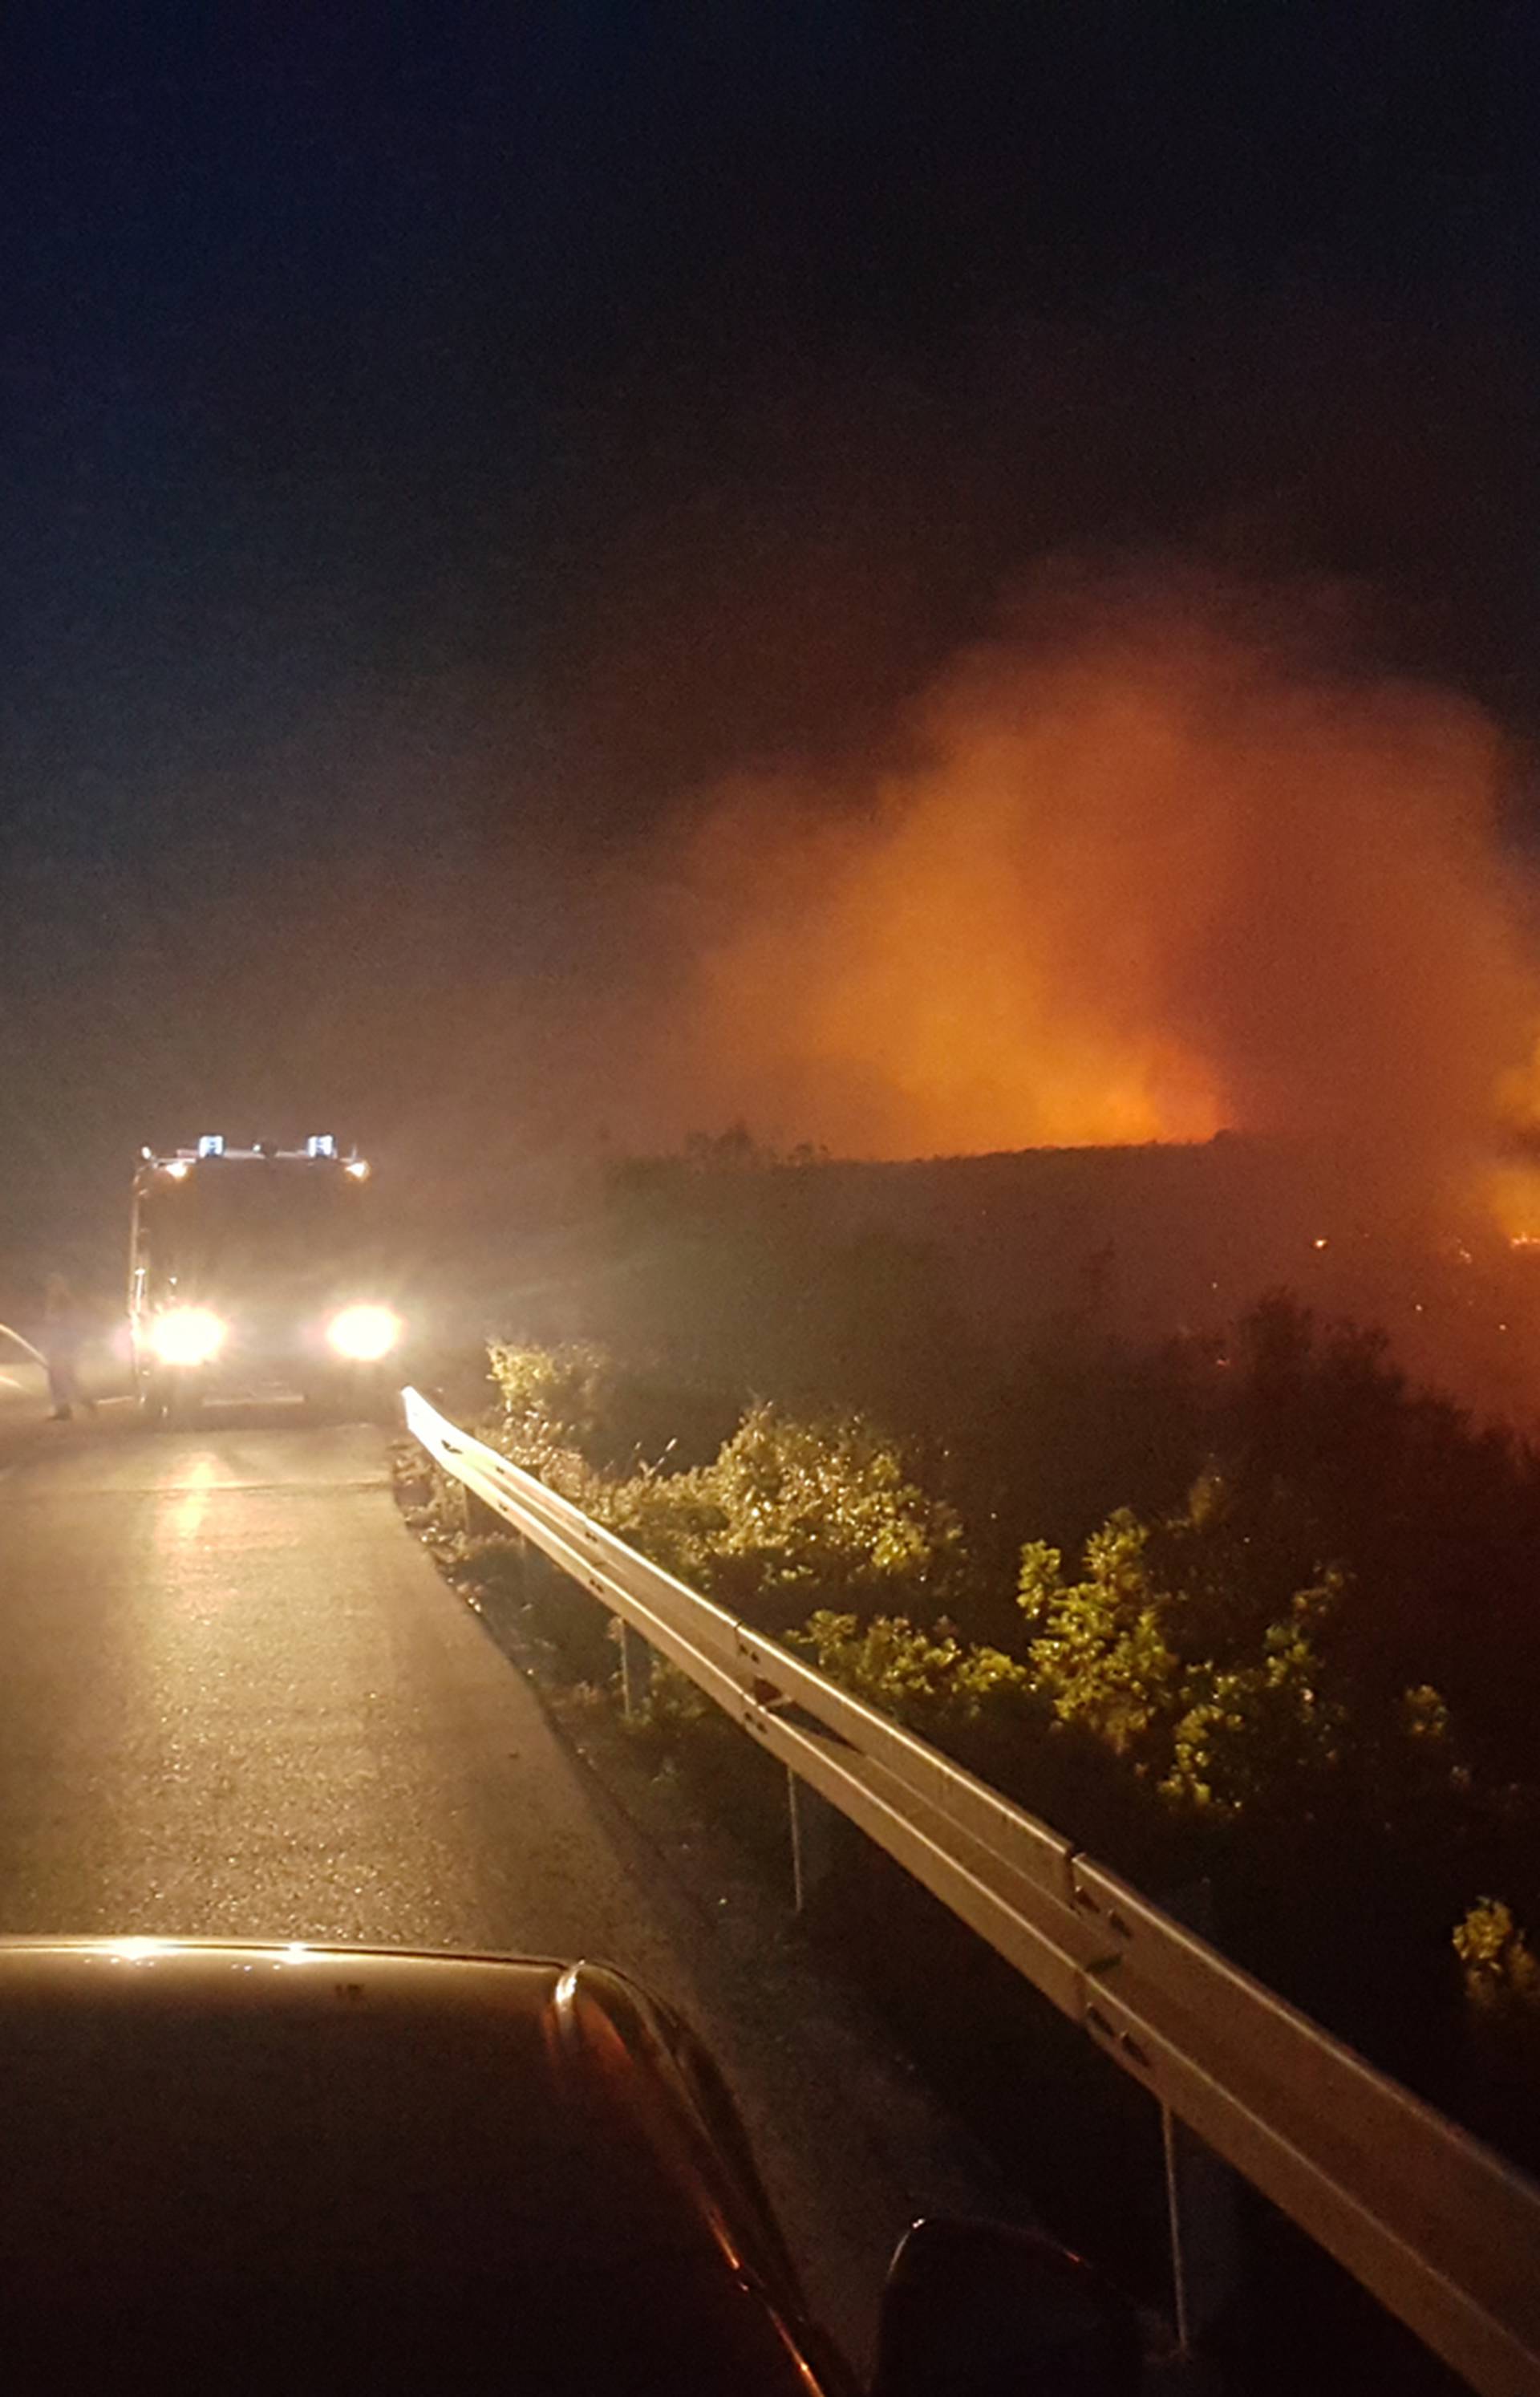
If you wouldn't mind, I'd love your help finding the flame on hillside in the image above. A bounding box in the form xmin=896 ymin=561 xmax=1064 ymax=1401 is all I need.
xmin=654 ymin=582 xmax=1540 ymax=1241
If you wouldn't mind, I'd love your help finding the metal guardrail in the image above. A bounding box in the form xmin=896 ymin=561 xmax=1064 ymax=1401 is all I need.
xmin=404 ymin=1386 xmax=1540 ymax=2397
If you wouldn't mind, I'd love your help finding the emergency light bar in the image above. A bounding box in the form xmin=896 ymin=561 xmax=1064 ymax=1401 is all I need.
xmin=136 ymin=1138 xmax=369 ymax=1175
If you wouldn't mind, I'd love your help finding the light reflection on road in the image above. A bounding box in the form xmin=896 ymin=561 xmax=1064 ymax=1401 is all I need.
xmin=172 ymin=1456 xmax=219 ymax=1542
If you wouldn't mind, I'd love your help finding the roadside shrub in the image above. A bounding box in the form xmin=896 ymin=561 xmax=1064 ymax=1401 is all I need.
xmin=789 ymin=1608 xmax=1035 ymax=1738
xmin=1017 ymin=1498 xmax=1350 ymax=1823
xmin=436 ymin=1316 xmax=1540 ymax=2177
xmin=487 ymin=1339 xmax=736 ymax=1478
xmin=483 ymin=1347 xmax=971 ymax=1653
xmin=1453 ymin=1898 xmax=1540 ymax=2014
xmin=660 ymin=1401 xmax=967 ymax=1634
xmin=444 ymin=1530 xmax=526 ymax=1600
xmin=487 ymin=1340 xmax=616 ymax=1451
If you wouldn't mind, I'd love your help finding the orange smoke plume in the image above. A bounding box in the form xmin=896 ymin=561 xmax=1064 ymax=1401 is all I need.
xmin=655 ymin=582 xmax=1540 ymax=1215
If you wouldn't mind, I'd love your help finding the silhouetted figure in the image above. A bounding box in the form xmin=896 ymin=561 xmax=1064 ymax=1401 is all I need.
xmin=41 ymin=1276 xmax=93 ymax=1422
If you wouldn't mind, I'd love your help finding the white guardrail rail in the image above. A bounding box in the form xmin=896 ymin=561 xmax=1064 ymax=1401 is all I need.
xmin=404 ymin=1386 xmax=1540 ymax=2397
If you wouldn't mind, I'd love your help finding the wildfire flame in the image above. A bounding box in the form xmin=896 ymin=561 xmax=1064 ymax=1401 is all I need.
xmin=653 ymin=586 xmax=1540 ymax=1242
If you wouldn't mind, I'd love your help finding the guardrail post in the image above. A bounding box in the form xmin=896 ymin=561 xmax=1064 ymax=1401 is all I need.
xmin=786 ymin=1768 xmax=837 ymax=1915
xmin=1161 ymin=2100 xmax=1240 ymax=2356
xmin=464 ymin=1484 xmax=503 ymax=1537
xmin=618 ymin=1620 xmax=653 ymax=1719
xmin=1158 ymin=1882 xmax=1241 ymax=2356
xmin=444 ymin=1464 xmax=500 ymax=1539
xmin=1162 ymin=2103 xmax=1194 ymax=2357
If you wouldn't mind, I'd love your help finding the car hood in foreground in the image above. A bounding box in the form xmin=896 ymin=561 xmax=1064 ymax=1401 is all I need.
xmin=0 ymin=1937 xmax=852 ymax=2393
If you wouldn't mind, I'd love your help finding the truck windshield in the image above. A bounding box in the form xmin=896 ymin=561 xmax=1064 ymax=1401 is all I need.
xmin=142 ymin=1166 xmax=378 ymax=1289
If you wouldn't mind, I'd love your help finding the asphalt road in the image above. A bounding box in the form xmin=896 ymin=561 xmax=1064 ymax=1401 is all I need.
xmin=0 ymin=1405 xmax=991 ymax=2367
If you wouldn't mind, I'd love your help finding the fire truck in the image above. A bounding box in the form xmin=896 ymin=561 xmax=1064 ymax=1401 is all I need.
xmin=128 ymin=1136 xmax=404 ymax=1426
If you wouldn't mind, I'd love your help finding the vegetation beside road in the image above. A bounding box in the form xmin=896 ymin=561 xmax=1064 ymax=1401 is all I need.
xmin=407 ymin=1296 xmax=1540 ymax=2184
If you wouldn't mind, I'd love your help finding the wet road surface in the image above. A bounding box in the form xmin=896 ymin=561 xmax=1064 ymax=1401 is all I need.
xmin=0 ymin=1416 xmax=680 ymax=1947
xmin=0 ymin=1409 xmax=989 ymax=2364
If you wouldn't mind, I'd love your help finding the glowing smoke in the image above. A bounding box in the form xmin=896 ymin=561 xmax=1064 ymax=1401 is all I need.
xmin=650 ymin=581 xmax=1539 ymax=1227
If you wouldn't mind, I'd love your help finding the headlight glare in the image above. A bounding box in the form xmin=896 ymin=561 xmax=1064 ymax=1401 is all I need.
xmin=149 ymin=1308 xmax=226 ymax=1368
xmin=326 ymin=1305 xmax=401 ymax=1362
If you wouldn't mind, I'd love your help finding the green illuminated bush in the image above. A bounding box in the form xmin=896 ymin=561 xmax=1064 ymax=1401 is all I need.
xmin=486 ymin=1339 xmax=736 ymax=1479
xmin=788 ymin=1608 xmax=1035 ymax=1738
xmin=1453 ymin=1898 xmax=1540 ymax=2014
xmin=566 ymin=1404 xmax=966 ymax=1636
xmin=671 ymin=1402 xmax=965 ymax=1630
xmin=484 ymin=1345 xmax=966 ymax=1637
xmin=445 ymin=1317 xmax=1540 ymax=2168
xmin=1017 ymin=1494 xmax=1350 ymax=1822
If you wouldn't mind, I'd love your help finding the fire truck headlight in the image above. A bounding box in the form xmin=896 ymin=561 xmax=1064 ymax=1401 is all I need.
xmin=149 ymin=1309 xmax=226 ymax=1368
xmin=326 ymin=1306 xmax=401 ymax=1362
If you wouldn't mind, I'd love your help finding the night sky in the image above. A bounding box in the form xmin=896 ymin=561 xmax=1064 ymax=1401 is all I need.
xmin=2 ymin=5 xmax=1537 ymax=1263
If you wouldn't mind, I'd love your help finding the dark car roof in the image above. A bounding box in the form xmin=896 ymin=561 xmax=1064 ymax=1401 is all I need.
xmin=0 ymin=1939 xmax=850 ymax=2393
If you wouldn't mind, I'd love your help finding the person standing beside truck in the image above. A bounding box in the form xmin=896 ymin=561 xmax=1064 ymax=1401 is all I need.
xmin=41 ymin=1275 xmax=94 ymax=1422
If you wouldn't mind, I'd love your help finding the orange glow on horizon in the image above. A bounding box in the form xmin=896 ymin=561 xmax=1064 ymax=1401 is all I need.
xmin=657 ymin=596 xmax=1540 ymax=1199
xmin=1488 ymin=1164 xmax=1540 ymax=1249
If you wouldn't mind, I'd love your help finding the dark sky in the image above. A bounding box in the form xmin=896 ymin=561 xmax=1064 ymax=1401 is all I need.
xmin=2 ymin=3 xmax=1537 ymax=1256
